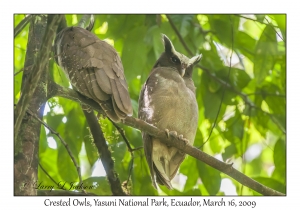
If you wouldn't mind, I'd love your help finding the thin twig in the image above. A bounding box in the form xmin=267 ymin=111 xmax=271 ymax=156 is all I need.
xmin=38 ymin=162 xmax=59 ymax=187
xmin=108 ymin=119 xmax=142 ymax=191
xmin=14 ymin=68 xmax=24 ymax=76
xmin=246 ymin=92 xmax=286 ymax=98
xmin=264 ymin=17 xmax=285 ymax=42
xmin=26 ymin=108 xmax=85 ymax=194
xmin=14 ymin=15 xmax=34 ymax=38
xmin=14 ymin=64 xmax=34 ymax=77
xmin=109 ymin=119 xmax=133 ymax=152
xmin=200 ymin=16 xmax=235 ymax=148
xmin=132 ymin=146 xmax=143 ymax=152
xmin=166 ymin=14 xmax=193 ymax=55
xmin=236 ymin=15 xmax=280 ymax=28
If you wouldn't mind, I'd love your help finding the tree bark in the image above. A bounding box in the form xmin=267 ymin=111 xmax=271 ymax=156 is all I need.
xmin=14 ymin=15 xmax=62 ymax=195
xmin=14 ymin=15 xmax=48 ymax=195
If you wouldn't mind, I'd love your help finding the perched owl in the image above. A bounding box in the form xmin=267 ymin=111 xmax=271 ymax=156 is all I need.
xmin=54 ymin=26 xmax=132 ymax=122
xmin=138 ymin=34 xmax=201 ymax=189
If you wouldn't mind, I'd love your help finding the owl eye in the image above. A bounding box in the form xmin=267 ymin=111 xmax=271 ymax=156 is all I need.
xmin=171 ymin=56 xmax=180 ymax=64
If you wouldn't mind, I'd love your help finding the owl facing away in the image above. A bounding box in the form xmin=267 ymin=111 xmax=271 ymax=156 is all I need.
xmin=54 ymin=26 xmax=132 ymax=122
xmin=138 ymin=34 xmax=201 ymax=189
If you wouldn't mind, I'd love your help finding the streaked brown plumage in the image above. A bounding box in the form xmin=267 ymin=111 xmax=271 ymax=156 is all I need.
xmin=54 ymin=26 xmax=132 ymax=122
xmin=138 ymin=34 xmax=201 ymax=189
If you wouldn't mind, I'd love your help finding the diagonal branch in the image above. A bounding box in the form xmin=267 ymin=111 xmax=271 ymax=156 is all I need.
xmin=48 ymin=81 xmax=284 ymax=196
xmin=38 ymin=162 xmax=59 ymax=187
xmin=27 ymin=108 xmax=85 ymax=193
xmin=82 ymin=109 xmax=126 ymax=195
xmin=14 ymin=14 xmax=34 ymax=38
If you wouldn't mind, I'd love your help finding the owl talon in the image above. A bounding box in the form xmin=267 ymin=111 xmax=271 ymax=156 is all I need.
xmin=82 ymin=104 xmax=92 ymax=113
xmin=169 ymin=131 xmax=178 ymax=138
xmin=165 ymin=129 xmax=170 ymax=138
xmin=179 ymin=134 xmax=189 ymax=145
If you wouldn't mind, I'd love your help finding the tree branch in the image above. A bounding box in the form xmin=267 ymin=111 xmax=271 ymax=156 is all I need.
xmin=166 ymin=15 xmax=194 ymax=55
xmin=48 ymin=81 xmax=284 ymax=196
xmin=14 ymin=14 xmax=34 ymax=38
xmin=82 ymin=110 xmax=126 ymax=195
xmin=77 ymin=14 xmax=94 ymax=31
xmin=14 ymin=15 xmax=49 ymax=195
xmin=14 ymin=15 xmax=63 ymax=144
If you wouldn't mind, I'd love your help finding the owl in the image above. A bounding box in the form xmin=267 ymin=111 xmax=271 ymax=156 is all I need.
xmin=54 ymin=26 xmax=132 ymax=122
xmin=138 ymin=34 xmax=201 ymax=189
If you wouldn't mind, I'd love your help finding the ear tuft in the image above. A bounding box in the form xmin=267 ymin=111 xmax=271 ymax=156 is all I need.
xmin=188 ymin=54 xmax=202 ymax=66
xmin=162 ymin=34 xmax=175 ymax=55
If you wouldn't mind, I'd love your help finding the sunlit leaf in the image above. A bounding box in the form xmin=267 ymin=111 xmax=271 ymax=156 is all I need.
xmin=254 ymin=25 xmax=278 ymax=84
xmin=197 ymin=160 xmax=221 ymax=195
xmin=82 ymin=177 xmax=112 ymax=195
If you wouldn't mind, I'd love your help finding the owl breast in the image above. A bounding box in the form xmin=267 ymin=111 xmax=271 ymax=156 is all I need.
xmin=143 ymin=67 xmax=198 ymax=144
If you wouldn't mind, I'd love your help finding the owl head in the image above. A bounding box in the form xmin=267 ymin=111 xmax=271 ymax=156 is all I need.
xmin=153 ymin=34 xmax=201 ymax=77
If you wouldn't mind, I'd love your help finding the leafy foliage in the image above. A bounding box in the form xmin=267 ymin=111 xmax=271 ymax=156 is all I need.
xmin=14 ymin=14 xmax=286 ymax=195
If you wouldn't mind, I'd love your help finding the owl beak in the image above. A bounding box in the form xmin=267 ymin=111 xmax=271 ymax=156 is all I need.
xmin=180 ymin=69 xmax=186 ymax=77
xmin=180 ymin=63 xmax=187 ymax=77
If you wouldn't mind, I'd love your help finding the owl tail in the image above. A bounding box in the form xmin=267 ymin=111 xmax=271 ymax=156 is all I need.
xmin=153 ymin=150 xmax=186 ymax=190
xmin=153 ymin=159 xmax=173 ymax=189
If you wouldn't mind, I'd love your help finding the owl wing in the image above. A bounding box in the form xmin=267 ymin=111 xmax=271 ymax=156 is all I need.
xmin=138 ymin=81 xmax=158 ymax=188
xmin=54 ymin=27 xmax=132 ymax=122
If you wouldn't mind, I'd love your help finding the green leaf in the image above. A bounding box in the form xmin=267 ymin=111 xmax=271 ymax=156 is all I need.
xmin=231 ymin=68 xmax=251 ymax=90
xmin=203 ymin=89 xmax=222 ymax=120
xmin=201 ymin=74 xmax=226 ymax=121
xmin=224 ymin=110 xmax=244 ymax=140
xmin=254 ymin=25 xmax=278 ymax=84
xmin=57 ymin=145 xmax=79 ymax=182
xmin=45 ymin=114 xmax=64 ymax=131
xmin=63 ymin=108 xmax=85 ymax=157
xmin=272 ymin=139 xmax=286 ymax=184
xmin=208 ymin=15 xmax=239 ymax=47
xmin=197 ymin=160 xmax=221 ymax=195
xmin=50 ymin=61 xmax=70 ymax=87
xmin=200 ymin=45 xmax=224 ymax=72
xmin=39 ymin=126 xmax=48 ymax=154
xmin=272 ymin=15 xmax=286 ymax=40
xmin=160 ymin=186 xmax=184 ymax=195
xmin=82 ymin=177 xmax=112 ymax=195
xmin=255 ymin=15 xmax=265 ymax=22
xmin=121 ymin=26 xmax=149 ymax=82
xmin=222 ymin=144 xmax=237 ymax=161
xmin=252 ymin=177 xmax=285 ymax=194
xmin=169 ymin=15 xmax=194 ymax=37
xmin=132 ymin=152 xmax=157 ymax=195
xmin=180 ymin=157 xmax=198 ymax=191
xmin=235 ymin=31 xmax=256 ymax=60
